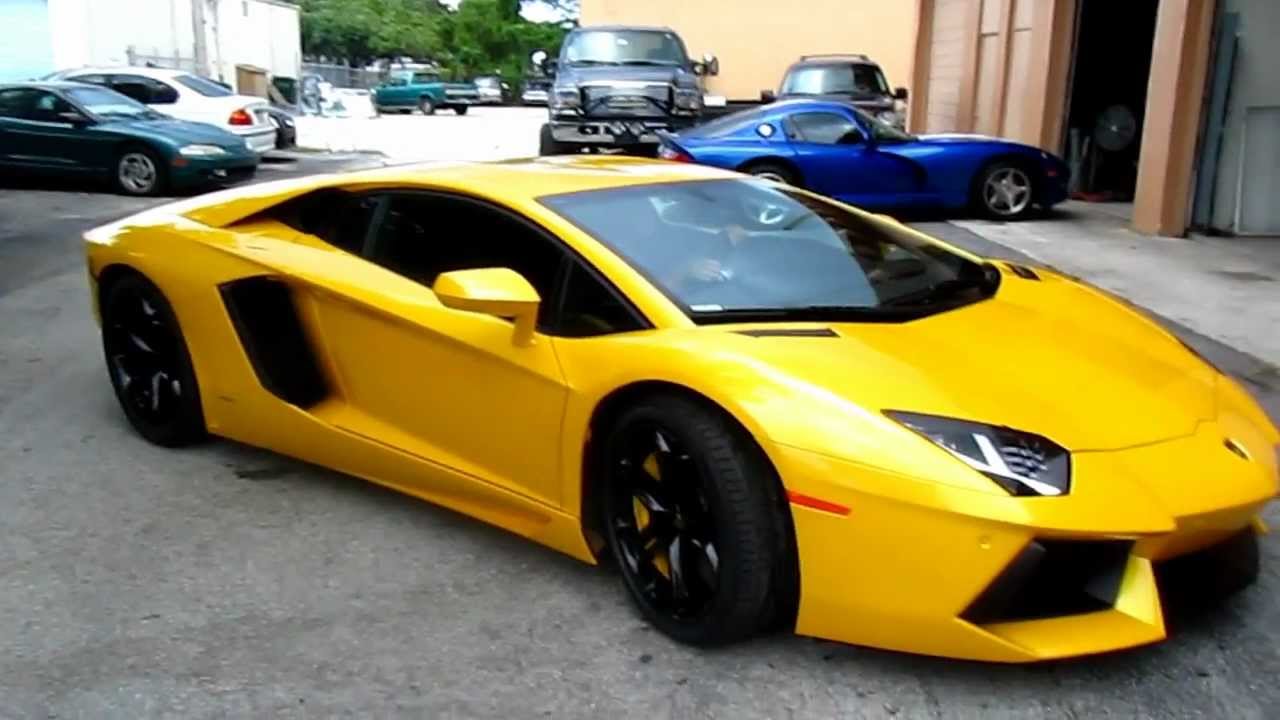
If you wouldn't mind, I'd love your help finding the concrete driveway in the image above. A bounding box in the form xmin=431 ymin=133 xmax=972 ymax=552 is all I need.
xmin=2 ymin=158 xmax=1280 ymax=719
xmin=295 ymin=106 xmax=547 ymax=161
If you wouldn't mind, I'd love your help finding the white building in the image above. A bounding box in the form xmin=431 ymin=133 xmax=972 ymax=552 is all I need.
xmin=0 ymin=0 xmax=301 ymax=92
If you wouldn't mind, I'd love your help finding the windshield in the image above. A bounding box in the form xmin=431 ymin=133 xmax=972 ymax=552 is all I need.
xmin=175 ymin=74 xmax=233 ymax=97
xmin=563 ymin=30 xmax=688 ymax=67
xmin=782 ymin=64 xmax=890 ymax=98
xmin=542 ymin=180 xmax=996 ymax=323
xmin=66 ymin=87 xmax=160 ymax=120
xmin=852 ymin=106 xmax=914 ymax=142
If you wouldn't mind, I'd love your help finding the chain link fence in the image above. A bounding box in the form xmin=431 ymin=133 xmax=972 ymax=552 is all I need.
xmin=301 ymin=62 xmax=385 ymax=90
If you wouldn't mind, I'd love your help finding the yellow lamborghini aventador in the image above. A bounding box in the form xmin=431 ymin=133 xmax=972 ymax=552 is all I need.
xmin=84 ymin=157 xmax=1279 ymax=662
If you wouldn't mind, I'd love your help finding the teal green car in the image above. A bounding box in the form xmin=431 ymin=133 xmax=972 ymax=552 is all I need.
xmin=373 ymin=69 xmax=479 ymax=116
xmin=0 ymin=82 xmax=259 ymax=196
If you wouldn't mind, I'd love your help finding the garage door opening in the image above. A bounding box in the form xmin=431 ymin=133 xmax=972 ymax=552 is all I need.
xmin=1062 ymin=0 xmax=1159 ymax=207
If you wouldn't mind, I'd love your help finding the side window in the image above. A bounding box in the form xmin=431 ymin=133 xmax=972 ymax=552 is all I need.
xmin=71 ymin=74 xmax=109 ymax=87
xmin=269 ymin=189 xmax=382 ymax=255
xmin=790 ymin=112 xmax=861 ymax=145
xmin=0 ymin=88 xmax=38 ymax=119
xmin=27 ymin=92 xmax=73 ymax=123
xmin=556 ymin=262 xmax=645 ymax=337
xmin=367 ymin=193 xmax=570 ymax=329
xmin=110 ymin=75 xmax=176 ymax=104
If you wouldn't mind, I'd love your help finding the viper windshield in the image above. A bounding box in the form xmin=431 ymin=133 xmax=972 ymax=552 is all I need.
xmin=541 ymin=179 xmax=997 ymax=323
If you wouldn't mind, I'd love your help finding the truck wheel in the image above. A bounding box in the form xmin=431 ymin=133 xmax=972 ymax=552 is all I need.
xmin=539 ymin=123 xmax=571 ymax=155
xmin=453 ymin=105 xmax=469 ymax=116
xmin=418 ymin=97 xmax=436 ymax=115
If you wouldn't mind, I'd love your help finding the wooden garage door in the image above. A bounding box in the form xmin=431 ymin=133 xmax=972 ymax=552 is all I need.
xmin=922 ymin=0 xmax=968 ymax=132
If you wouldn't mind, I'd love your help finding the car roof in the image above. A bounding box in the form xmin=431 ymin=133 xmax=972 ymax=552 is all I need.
xmin=60 ymin=66 xmax=189 ymax=80
xmin=178 ymin=157 xmax=747 ymax=228
xmin=570 ymin=25 xmax=676 ymax=33
xmin=0 ymin=80 xmax=94 ymax=91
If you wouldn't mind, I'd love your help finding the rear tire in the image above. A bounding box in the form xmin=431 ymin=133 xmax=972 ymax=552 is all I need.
xmin=600 ymin=393 xmax=790 ymax=646
xmin=418 ymin=97 xmax=436 ymax=115
xmin=742 ymin=161 xmax=798 ymax=186
xmin=100 ymin=273 xmax=206 ymax=447
xmin=973 ymin=161 xmax=1035 ymax=220
xmin=453 ymin=105 xmax=469 ymax=116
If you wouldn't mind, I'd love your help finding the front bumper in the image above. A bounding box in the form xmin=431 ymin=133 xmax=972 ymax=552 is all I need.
xmin=776 ymin=419 xmax=1277 ymax=662
xmin=170 ymin=154 xmax=259 ymax=188
xmin=444 ymin=95 xmax=479 ymax=106
xmin=549 ymin=116 xmax=697 ymax=146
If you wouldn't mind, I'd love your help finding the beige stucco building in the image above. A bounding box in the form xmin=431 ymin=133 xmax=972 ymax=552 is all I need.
xmin=580 ymin=0 xmax=921 ymax=103
xmin=582 ymin=0 xmax=1279 ymax=237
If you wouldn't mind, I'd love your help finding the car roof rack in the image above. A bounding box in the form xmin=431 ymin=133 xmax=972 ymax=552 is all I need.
xmin=799 ymin=53 xmax=871 ymax=62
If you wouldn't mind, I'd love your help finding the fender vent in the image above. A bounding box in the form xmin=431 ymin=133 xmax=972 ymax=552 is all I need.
xmin=219 ymin=277 xmax=328 ymax=408
xmin=734 ymin=328 xmax=839 ymax=338
xmin=1004 ymin=263 xmax=1042 ymax=280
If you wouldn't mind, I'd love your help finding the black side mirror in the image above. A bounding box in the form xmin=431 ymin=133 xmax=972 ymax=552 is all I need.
xmin=893 ymin=86 xmax=909 ymax=101
xmin=760 ymin=89 xmax=776 ymax=103
xmin=57 ymin=110 xmax=92 ymax=126
xmin=838 ymin=129 xmax=866 ymax=145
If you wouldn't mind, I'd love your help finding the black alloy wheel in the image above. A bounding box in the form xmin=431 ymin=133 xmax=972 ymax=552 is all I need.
xmin=601 ymin=394 xmax=788 ymax=646
xmin=101 ymin=274 xmax=205 ymax=446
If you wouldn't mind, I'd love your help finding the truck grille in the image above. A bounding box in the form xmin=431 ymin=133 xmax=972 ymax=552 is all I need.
xmin=582 ymin=85 xmax=670 ymax=117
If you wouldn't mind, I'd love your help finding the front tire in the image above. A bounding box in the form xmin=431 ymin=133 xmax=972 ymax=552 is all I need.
xmin=114 ymin=147 xmax=165 ymax=196
xmin=101 ymin=273 xmax=206 ymax=447
xmin=974 ymin=161 xmax=1035 ymax=220
xmin=539 ymin=123 xmax=571 ymax=155
xmin=418 ymin=97 xmax=436 ymax=115
xmin=453 ymin=105 xmax=469 ymax=116
xmin=600 ymin=393 xmax=789 ymax=646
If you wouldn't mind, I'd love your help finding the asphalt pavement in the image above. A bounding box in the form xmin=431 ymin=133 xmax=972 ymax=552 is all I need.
xmin=2 ymin=161 xmax=1279 ymax=719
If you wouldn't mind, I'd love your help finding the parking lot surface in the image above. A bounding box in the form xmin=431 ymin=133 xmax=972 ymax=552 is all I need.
xmin=2 ymin=162 xmax=1279 ymax=719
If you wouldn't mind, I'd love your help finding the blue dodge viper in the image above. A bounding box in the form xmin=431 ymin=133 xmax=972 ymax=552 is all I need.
xmin=658 ymin=99 xmax=1069 ymax=220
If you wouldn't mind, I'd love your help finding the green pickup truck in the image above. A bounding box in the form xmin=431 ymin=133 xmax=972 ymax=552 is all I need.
xmin=374 ymin=69 xmax=480 ymax=115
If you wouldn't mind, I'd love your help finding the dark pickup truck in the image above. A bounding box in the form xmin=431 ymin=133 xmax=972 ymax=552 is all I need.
xmin=538 ymin=25 xmax=719 ymax=155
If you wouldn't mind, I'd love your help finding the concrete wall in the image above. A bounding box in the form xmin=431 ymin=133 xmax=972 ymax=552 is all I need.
xmin=580 ymin=0 xmax=919 ymax=101
xmin=0 ymin=0 xmax=53 ymax=82
xmin=209 ymin=0 xmax=302 ymax=84
xmin=47 ymin=0 xmax=197 ymax=70
xmin=1208 ymin=0 xmax=1280 ymax=233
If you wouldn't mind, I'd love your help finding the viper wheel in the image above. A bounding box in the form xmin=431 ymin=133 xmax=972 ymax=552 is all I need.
xmin=975 ymin=161 xmax=1035 ymax=220
xmin=742 ymin=161 xmax=799 ymax=186
xmin=600 ymin=393 xmax=789 ymax=646
xmin=101 ymin=273 xmax=205 ymax=447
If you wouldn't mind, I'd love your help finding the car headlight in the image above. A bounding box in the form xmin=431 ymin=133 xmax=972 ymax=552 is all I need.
xmin=885 ymin=411 xmax=1071 ymax=496
xmin=673 ymin=88 xmax=702 ymax=112
xmin=552 ymin=86 xmax=581 ymax=109
xmin=179 ymin=144 xmax=228 ymax=157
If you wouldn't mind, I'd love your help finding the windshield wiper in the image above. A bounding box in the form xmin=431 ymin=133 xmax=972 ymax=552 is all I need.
xmin=569 ymin=59 xmax=620 ymax=66
xmin=618 ymin=59 xmax=679 ymax=66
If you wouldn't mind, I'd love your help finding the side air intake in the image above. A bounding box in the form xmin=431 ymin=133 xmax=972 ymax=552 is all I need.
xmin=219 ymin=277 xmax=328 ymax=408
xmin=1005 ymin=263 xmax=1042 ymax=280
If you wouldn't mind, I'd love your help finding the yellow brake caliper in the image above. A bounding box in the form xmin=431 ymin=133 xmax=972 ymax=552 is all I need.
xmin=636 ymin=452 xmax=670 ymax=578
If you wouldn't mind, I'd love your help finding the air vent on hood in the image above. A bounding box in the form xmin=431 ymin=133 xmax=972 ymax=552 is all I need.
xmin=1004 ymin=263 xmax=1042 ymax=280
xmin=734 ymin=328 xmax=839 ymax=338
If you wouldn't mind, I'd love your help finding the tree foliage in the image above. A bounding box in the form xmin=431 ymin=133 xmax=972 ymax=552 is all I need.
xmin=300 ymin=0 xmax=573 ymax=82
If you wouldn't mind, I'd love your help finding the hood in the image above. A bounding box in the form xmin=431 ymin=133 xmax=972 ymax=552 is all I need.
xmin=691 ymin=273 xmax=1215 ymax=453
xmin=557 ymin=64 xmax=696 ymax=89
xmin=100 ymin=117 xmax=249 ymax=150
xmin=915 ymin=133 xmax=1030 ymax=148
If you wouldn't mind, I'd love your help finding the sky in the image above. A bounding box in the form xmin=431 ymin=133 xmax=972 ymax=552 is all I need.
xmin=439 ymin=1 xmax=571 ymax=23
